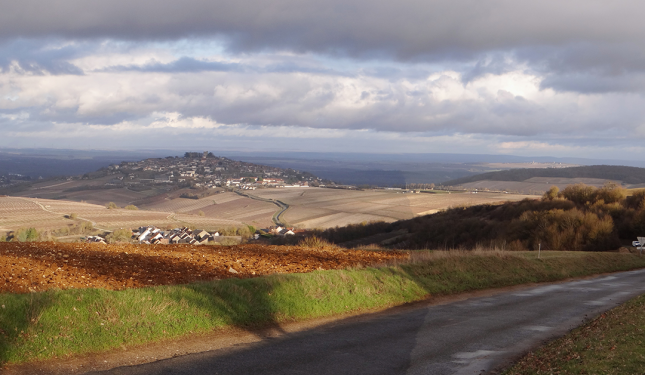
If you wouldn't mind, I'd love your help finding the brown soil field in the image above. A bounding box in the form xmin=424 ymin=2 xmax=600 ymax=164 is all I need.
xmin=0 ymin=242 xmax=407 ymax=294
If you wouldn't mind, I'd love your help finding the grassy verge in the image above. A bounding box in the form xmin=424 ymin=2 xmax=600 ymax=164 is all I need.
xmin=505 ymin=292 xmax=645 ymax=374
xmin=2 ymin=251 xmax=645 ymax=365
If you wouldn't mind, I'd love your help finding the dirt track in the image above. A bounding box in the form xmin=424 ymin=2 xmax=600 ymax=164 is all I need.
xmin=0 ymin=242 xmax=407 ymax=294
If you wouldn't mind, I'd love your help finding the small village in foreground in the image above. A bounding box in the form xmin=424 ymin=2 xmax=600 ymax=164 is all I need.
xmin=86 ymin=225 xmax=301 ymax=245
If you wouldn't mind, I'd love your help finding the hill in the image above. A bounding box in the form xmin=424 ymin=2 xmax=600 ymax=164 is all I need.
xmin=319 ymin=183 xmax=645 ymax=251
xmin=3 ymin=151 xmax=329 ymax=206
xmin=444 ymin=165 xmax=645 ymax=186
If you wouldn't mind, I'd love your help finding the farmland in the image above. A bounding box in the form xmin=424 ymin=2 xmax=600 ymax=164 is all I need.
xmin=458 ymin=177 xmax=616 ymax=195
xmin=10 ymin=176 xmax=161 ymax=207
xmin=0 ymin=241 xmax=406 ymax=293
xmin=0 ymin=188 xmax=535 ymax=234
xmin=249 ymin=188 xmax=535 ymax=228
xmin=0 ymin=196 xmax=243 ymax=233
xmin=445 ymin=165 xmax=645 ymax=194
xmin=141 ymin=193 xmax=277 ymax=228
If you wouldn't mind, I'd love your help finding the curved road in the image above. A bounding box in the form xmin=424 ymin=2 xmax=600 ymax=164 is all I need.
xmin=92 ymin=269 xmax=645 ymax=375
xmin=234 ymin=190 xmax=289 ymax=226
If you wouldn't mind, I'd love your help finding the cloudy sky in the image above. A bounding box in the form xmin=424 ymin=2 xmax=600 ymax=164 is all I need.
xmin=1 ymin=0 xmax=645 ymax=159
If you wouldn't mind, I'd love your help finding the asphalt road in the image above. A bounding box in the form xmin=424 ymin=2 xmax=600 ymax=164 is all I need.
xmin=92 ymin=269 xmax=645 ymax=375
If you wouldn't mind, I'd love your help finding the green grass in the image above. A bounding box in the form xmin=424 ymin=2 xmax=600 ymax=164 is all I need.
xmin=2 ymin=251 xmax=645 ymax=365
xmin=505 ymin=292 xmax=645 ymax=374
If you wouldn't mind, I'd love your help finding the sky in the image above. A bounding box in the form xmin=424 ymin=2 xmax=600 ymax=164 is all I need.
xmin=1 ymin=0 xmax=645 ymax=160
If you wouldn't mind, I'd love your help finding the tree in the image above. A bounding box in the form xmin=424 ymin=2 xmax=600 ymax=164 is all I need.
xmin=14 ymin=227 xmax=39 ymax=242
xmin=106 ymin=228 xmax=133 ymax=243
xmin=594 ymin=182 xmax=626 ymax=204
xmin=542 ymin=186 xmax=559 ymax=201
xmin=561 ymin=184 xmax=596 ymax=205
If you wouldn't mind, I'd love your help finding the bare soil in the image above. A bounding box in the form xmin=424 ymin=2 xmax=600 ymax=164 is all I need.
xmin=0 ymin=242 xmax=407 ymax=294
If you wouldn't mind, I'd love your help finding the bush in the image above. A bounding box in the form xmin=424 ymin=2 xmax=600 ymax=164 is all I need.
xmin=124 ymin=205 xmax=138 ymax=210
xmin=594 ymin=183 xmax=626 ymax=204
xmin=542 ymin=186 xmax=559 ymax=201
xmin=106 ymin=202 xmax=118 ymax=209
xmin=298 ymin=236 xmax=336 ymax=249
xmin=218 ymin=237 xmax=240 ymax=246
xmin=106 ymin=228 xmax=133 ymax=244
xmin=561 ymin=184 xmax=596 ymax=205
xmin=626 ymin=190 xmax=645 ymax=210
xmin=69 ymin=213 xmax=78 ymax=220
xmin=13 ymin=227 xmax=39 ymax=242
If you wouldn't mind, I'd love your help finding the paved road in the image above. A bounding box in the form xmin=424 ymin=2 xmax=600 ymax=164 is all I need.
xmin=235 ymin=190 xmax=289 ymax=226
xmin=93 ymin=269 xmax=645 ymax=375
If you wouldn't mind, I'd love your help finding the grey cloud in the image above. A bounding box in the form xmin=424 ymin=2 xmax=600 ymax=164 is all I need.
xmin=461 ymin=54 xmax=517 ymax=83
xmin=512 ymin=44 xmax=645 ymax=93
xmin=2 ymin=0 xmax=644 ymax=60
xmin=104 ymin=57 xmax=241 ymax=73
xmin=540 ymin=73 xmax=645 ymax=94
xmin=5 ymin=1 xmax=645 ymax=97
xmin=97 ymin=55 xmax=346 ymax=76
xmin=0 ymin=39 xmax=85 ymax=75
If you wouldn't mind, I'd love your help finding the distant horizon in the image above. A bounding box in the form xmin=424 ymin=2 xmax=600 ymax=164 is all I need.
xmin=0 ymin=147 xmax=643 ymax=167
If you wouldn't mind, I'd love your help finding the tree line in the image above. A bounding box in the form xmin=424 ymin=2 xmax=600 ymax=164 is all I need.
xmin=319 ymin=183 xmax=645 ymax=251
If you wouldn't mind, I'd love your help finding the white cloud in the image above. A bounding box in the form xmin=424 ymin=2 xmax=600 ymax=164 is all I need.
xmin=1 ymin=31 xmax=645 ymax=160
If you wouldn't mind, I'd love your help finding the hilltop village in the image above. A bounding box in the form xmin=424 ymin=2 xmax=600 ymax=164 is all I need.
xmin=102 ymin=151 xmax=328 ymax=190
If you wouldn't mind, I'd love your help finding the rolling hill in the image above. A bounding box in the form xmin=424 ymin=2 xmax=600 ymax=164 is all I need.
xmin=445 ymin=165 xmax=645 ymax=185
xmin=442 ymin=165 xmax=645 ymax=194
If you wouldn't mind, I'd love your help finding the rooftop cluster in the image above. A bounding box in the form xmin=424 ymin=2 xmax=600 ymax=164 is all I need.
xmin=102 ymin=151 xmax=325 ymax=190
xmin=133 ymin=226 xmax=219 ymax=245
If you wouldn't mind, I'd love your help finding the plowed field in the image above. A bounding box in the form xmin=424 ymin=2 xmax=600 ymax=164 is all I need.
xmin=0 ymin=242 xmax=407 ymax=294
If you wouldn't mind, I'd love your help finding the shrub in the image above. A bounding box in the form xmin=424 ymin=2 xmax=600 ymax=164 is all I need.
xmin=106 ymin=202 xmax=118 ymax=209
xmin=218 ymin=237 xmax=240 ymax=246
xmin=106 ymin=228 xmax=133 ymax=243
xmin=124 ymin=205 xmax=138 ymax=210
xmin=594 ymin=183 xmax=626 ymax=204
xmin=69 ymin=213 xmax=78 ymax=220
xmin=561 ymin=183 xmax=596 ymax=206
xmin=13 ymin=227 xmax=39 ymax=242
xmin=626 ymin=190 xmax=645 ymax=210
xmin=38 ymin=230 xmax=54 ymax=242
xmin=81 ymin=221 xmax=94 ymax=233
xmin=542 ymin=186 xmax=559 ymax=201
xmin=298 ymin=236 xmax=336 ymax=249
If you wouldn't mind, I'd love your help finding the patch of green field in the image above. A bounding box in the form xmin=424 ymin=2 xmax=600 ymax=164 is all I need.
xmin=505 ymin=292 xmax=645 ymax=374
xmin=2 ymin=251 xmax=645 ymax=366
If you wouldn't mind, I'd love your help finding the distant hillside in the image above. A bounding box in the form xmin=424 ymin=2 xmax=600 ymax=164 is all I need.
xmin=320 ymin=183 xmax=645 ymax=251
xmin=444 ymin=165 xmax=645 ymax=186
